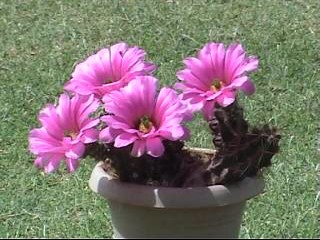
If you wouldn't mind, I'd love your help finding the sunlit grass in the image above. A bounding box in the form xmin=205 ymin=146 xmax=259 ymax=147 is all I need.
xmin=0 ymin=0 xmax=319 ymax=238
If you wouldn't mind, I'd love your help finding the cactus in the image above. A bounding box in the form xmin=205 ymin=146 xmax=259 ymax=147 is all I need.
xmin=85 ymin=140 xmax=186 ymax=186
xmin=85 ymin=99 xmax=281 ymax=187
xmin=205 ymin=100 xmax=281 ymax=185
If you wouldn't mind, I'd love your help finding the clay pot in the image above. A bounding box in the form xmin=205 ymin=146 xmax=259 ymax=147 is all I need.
xmin=89 ymin=148 xmax=264 ymax=239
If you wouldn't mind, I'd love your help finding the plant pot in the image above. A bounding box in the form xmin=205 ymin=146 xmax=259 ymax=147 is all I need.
xmin=88 ymin=148 xmax=265 ymax=239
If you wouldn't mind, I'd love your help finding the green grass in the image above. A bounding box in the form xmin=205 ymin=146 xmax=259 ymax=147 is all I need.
xmin=0 ymin=0 xmax=319 ymax=238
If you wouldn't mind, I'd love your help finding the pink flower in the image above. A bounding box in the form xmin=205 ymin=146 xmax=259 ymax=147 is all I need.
xmin=176 ymin=43 xmax=259 ymax=120
xmin=28 ymin=94 xmax=100 ymax=173
xmin=99 ymin=76 xmax=190 ymax=158
xmin=64 ymin=42 xmax=156 ymax=99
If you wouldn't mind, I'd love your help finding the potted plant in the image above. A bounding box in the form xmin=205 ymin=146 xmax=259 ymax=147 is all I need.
xmin=28 ymin=42 xmax=281 ymax=238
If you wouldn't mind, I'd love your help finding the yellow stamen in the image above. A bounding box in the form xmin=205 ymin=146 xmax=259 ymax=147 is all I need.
xmin=211 ymin=79 xmax=224 ymax=92
xmin=64 ymin=130 xmax=78 ymax=139
xmin=104 ymin=78 xmax=113 ymax=84
xmin=138 ymin=116 xmax=153 ymax=133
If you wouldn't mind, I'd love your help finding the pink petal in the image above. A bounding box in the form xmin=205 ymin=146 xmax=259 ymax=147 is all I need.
xmin=146 ymin=137 xmax=164 ymax=157
xmin=234 ymin=56 xmax=259 ymax=77
xmin=202 ymin=100 xmax=215 ymax=121
xmin=103 ymin=88 xmax=141 ymax=124
xmin=97 ymin=48 xmax=113 ymax=81
xmin=97 ymin=79 xmax=128 ymax=97
xmin=43 ymin=154 xmax=65 ymax=173
xmin=176 ymin=69 xmax=209 ymax=91
xmin=180 ymin=126 xmax=190 ymax=140
xmin=75 ymin=95 xmax=99 ymax=127
xmin=143 ymin=62 xmax=157 ymax=73
xmin=242 ymin=57 xmax=259 ymax=72
xmin=178 ymin=92 xmax=205 ymax=113
xmin=239 ymin=78 xmax=256 ymax=95
xmin=131 ymin=76 xmax=157 ymax=117
xmin=80 ymin=128 xmax=99 ymax=144
xmin=206 ymin=43 xmax=225 ymax=81
xmin=29 ymin=128 xmax=64 ymax=154
xmin=187 ymin=96 xmax=206 ymax=110
xmin=101 ymin=115 xmax=132 ymax=129
xmin=34 ymin=156 xmax=45 ymax=168
xmin=86 ymin=54 xmax=108 ymax=83
xmin=120 ymin=47 xmax=144 ymax=75
xmin=114 ymin=133 xmax=138 ymax=148
xmin=81 ymin=118 xmax=100 ymax=131
xmin=71 ymin=63 xmax=99 ymax=85
xmin=224 ymin=44 xmax=245 ymax=82
xmin=204 ymin=91 xmax=222 ymax=101
xmin=174 ymin=82 xmax=188 ymax=91
xmin=64 ymin=80 xmax=95 ymax=96
xmin=153 ymin=87 xmax=177 ymax=125
xmin=65 ymin=142 xmax=85 ymax=159
xmin=198 ymin=43 xmax=212 ymax=68
xmin=44 ymin=162 xmax=61 ymax=173
xmin=131 ymin=140 xmax=146 ymax=157
xmin=158 ymin=126 xmax=185 ymax=141
xmin=110 ymin=42 xmax=128 ymax=80
xmin=99 ymin=127 xmax=123 ymax=143
xmin=216 ymin=91 xmax=236 ymax=107
xmin=34 ymin=152 xmax=63 ymax=169
xmin=183 ymin=57 xmax=212 ymax=87
xmin=38 ymin=105 xmax=63 ymax=139
xmin=227 ymin=76 xmax=256 ymax=95
xmin=29 ymin=139 xmax=64 ymax=154
xmin=56 ymin=93 xmax=73 ymax=130
xmin=65 ymin=158 xmax=80 ymax=173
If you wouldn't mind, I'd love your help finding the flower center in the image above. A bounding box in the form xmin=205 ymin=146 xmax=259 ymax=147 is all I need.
xmin=104 ymin=77 xmax=113 ymax=84
xmin=138 ymin=116 xmax=153 ymax=134
xmin=64 ymin=130 xmax=78 ymax=140
xmin=211 ymin=79 xmax=224 ymax=92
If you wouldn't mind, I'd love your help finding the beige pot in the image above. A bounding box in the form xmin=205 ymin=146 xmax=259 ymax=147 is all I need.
xmin=89 ymin=149 xmax=265 ymax=239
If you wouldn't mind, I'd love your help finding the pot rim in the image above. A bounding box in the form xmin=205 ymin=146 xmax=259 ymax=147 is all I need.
xmin=89 ymin=147 xmax=265 ymax=208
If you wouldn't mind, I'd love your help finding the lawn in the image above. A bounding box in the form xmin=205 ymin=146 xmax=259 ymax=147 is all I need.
xmin=0 ymin=0 xmax=319 ymax=238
